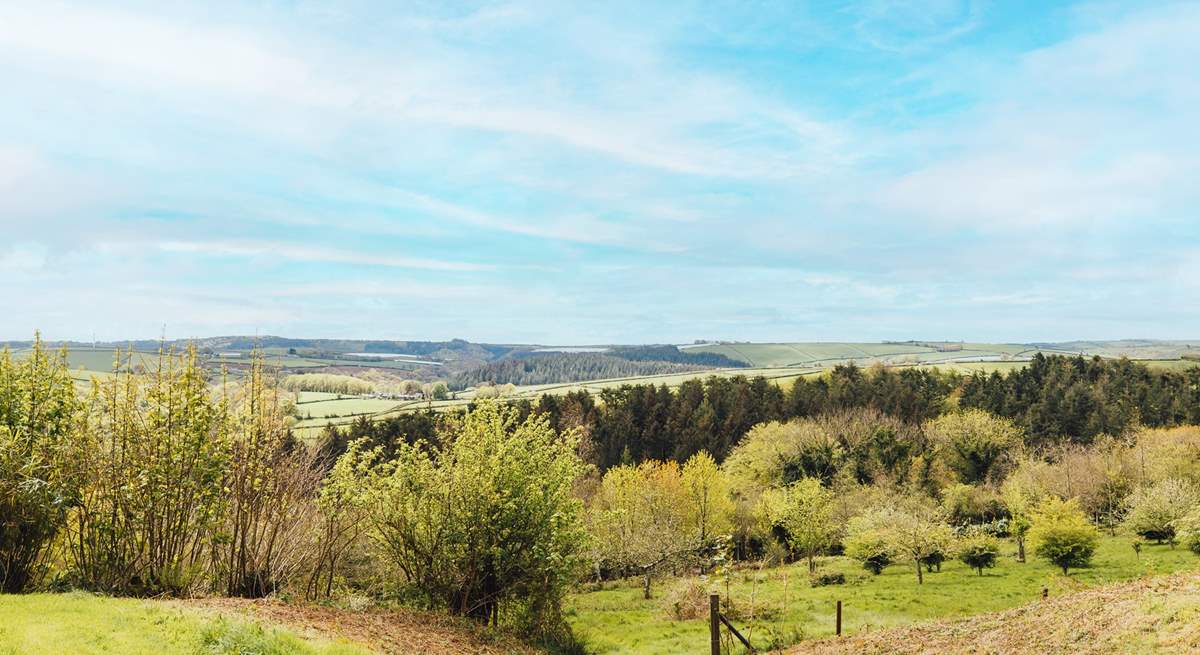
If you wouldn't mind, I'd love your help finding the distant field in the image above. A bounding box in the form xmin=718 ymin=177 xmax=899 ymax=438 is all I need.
xmin=293 ymin=397 xmax=403 ymax=421
xmin=685 ymin=341 xmax=1200 ymax=368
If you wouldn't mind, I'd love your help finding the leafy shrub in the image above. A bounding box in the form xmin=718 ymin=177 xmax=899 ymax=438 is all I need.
xmin=926 ymin=410 xmax=1022 ymax=485
xmin=336 ymin=402 xmax=587 ymax=637
xmin=1123 ymin=479 xmax=1198 ymax=544
xmin=956 ymin=533 xmax=1001 ymax=575
xmin=940 ymin=483 xmax=1009 ymax=526
xmin=0 ymin=338 xmax=80 ymax=592
xmin=1173 ymin=508 xmax=1200 ymax=555
xmin=661 ymin=578 xmax=711 ymax=620
xmin=1029 ymin=497 xmax=1099 ymax=575
xmin=843 ymin=509 xmax=894 ymax=575
xmin=919 ymin=550 xmax=945 ymax=573
xmin=809 ymin=571 xmax=845 ymax=587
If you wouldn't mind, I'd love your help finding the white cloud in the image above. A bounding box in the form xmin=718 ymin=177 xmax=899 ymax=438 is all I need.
xmin=0 ymin=242 xmax=47 ymax=271
xmin=874 ymin=4 xmax=1200 ymax=230
xmin=0 ymin=2 xmax=849 ymax=182
xmin=101 ymin=239 xmax=491 ymax=272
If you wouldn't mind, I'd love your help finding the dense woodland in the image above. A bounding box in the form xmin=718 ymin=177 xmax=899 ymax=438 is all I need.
xmin=452 ymin=352 xmax=705 ymax=387
xmin=336 ymin=355 xmax=1200 ymax=472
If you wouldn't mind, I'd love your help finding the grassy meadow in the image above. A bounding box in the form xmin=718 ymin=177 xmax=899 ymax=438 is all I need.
xmin=0 ymin=593 xmax=371 ymax=655
xmin=565 ymin=536 xmax=1200 ymax=655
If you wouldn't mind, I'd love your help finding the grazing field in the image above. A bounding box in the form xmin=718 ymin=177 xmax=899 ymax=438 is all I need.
xmin=683 ymin=341 xmax=1200 ymax=368
xmin=787 ymin=571 xmax=1200 ymax=654
xmin=293 ymin=397 xmax=406 ymax=420
xmin=0 ymin=593 xmax=371 ymax=655
xmin=565 ymin=536 xmax=1199 ymax=655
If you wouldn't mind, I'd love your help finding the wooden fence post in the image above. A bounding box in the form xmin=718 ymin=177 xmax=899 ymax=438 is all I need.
xmin=836 ymin=600 xmax=842 ymax=636
xmin=710 ymin=593 xmax=721 ymax=655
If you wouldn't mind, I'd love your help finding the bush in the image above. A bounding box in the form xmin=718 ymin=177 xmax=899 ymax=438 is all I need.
xmin=919 ymin=550 xmax=945 ymax=573
xmin=0 ymin=338 xmax=80 ymax=592
xmin=940 ymin=483 xmax=1009 ymax=526
xmin=1029 ymin=497 xmax=1099 ymax=575
xmin=661 ymin=578 xmax=711 ymax=620
xmin=809 ymin=571 xmax=845 ymax=587
xmin=925 ymin=410 xmax=1022 ymax=485
xmin=956 ymin=533 xmax=1001 ymax=575
xmin=1173 ymin=508 xmax=1200 ymax=555
xmin=1123 ymin=479 xmax=1198 ymax=544
xmin=843 ymin=509 xmax=895 ymax=575
xmin=338 ymin=402 xmax=588 ymax=636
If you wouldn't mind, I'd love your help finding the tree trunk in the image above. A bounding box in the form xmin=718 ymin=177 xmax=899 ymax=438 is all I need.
xmin=1017 ymin=537 xmax=1025 ymax=563
xmin=643 ymin=572 xmax=652 ymax=599
xmin=808 ymin=553 xmax=815 ymax=574
xmin=915 ymin=558 xmax=923 ymax=584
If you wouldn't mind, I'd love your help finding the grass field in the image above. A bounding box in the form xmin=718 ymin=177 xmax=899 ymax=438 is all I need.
xmin=565 ymin=536 xmax=1200 ymax=655
xmin=787 ymin=570 xmax=1200 ymax=654
xmin=0 ymin=592 xmax=371 ymax=655
xmin=684 ymin=341 xmax=1200 ymax=369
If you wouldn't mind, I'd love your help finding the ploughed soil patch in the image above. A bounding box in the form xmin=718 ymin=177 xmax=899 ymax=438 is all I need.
xmin=786 ymin=572 xmax=1200 ymax=655
xmin=178 ymin=597 xmax=541 ymax=655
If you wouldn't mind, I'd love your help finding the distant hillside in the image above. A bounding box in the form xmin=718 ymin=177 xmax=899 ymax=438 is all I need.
xmin=453 ymin=352 xmax=709 ymax=387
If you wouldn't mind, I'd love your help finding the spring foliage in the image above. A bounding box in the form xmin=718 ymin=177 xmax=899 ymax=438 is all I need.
xmin=0 ymin=337 xmax=80 ymax=592
xmin=1122 ymin=478 xmax=1198 ymax=544
xmin=1029 ymin=497 xmax=1100 ymax=575
xmin=332 ymin=402 xmax=588 ymax=635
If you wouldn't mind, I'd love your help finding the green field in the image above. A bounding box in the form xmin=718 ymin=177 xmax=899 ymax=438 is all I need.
xmin=684 ymin=341 xmax=1200 ymax=368
xmin=0 ymin=593 xmax=370 ymax=655
xmin=565 ymin=536 xmax=1200 ymax=655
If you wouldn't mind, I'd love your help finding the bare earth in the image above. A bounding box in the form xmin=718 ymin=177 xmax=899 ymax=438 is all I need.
xmin=177 ymin=597 xmax=541 ymax=655
xmin=786 ymin=572 xmax=1200 ymax=655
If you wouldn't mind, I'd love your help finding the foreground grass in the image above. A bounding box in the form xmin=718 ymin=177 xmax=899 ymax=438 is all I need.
xmin=0 ymin=592 xmax=372 ymax=655
xmin=565 ymin=536 xmax=1200 ymax=654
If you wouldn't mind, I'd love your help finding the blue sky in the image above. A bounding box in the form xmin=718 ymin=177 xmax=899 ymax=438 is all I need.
xmin=1 ymin=1 xmax=1197 ymax=344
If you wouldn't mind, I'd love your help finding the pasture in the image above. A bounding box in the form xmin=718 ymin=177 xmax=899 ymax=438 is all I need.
xmin=565 ymin=536 xmax=1199 ymax=655
xmin=684 ymin=341 xmax=1200 ymax=369
xmin=0 ymin=593 xmax=370 ymax=655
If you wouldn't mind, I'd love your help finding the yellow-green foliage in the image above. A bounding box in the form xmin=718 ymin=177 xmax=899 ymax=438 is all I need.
xmin=757 ymin=478 xmax=837 ymax=571
xmin=334 ymin=402 xmax=587 ymax=636
xmin=589 ymin=460 xmax=690 ymax=576
xmin=1123 ymin=478 xmax=1199 ymax=544
xmin=956 ymin=532 xmax=1001 ymax=575
xmin=282 ymin=374 xmax=374 ymax=395
xmin=1029 ymin=497 xmax=1100 ymax=574
xmin=0 ymin=335 xmax=80 ymax=592
xmin=68 ymin=345 xmax=228 ymax=595
xmin=925 ymin=409 xmax=1022 ymax=484
xmin=680 ymin=451 xmax=734 ymax=544
xmin=1174 ymin=507 xmax=1200 ymax=555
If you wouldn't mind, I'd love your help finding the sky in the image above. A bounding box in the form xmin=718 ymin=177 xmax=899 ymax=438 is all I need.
xmin=1 ymin=0 xmax=1198 ymax=344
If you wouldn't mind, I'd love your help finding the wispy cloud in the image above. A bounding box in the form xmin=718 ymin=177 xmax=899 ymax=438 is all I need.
xmin=126 ymin=240 xmax=491 ymax=272
xmin=0 ymin=1 xmax=1196 ymax=342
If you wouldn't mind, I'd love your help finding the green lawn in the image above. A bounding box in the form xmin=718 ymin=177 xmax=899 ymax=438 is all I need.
xmin=0 ymin=592 xmax=372 ymax=655
xmin=565 ymin=536 xmax=1200 ymax=655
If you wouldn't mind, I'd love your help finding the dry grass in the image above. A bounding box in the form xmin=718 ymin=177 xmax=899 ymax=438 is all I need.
xmin=785 ymin=572 xmax=1200 ymax=655
xmin=178 ymin=597 xmax=543 ymax=655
